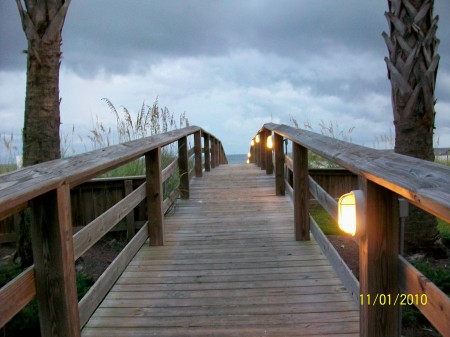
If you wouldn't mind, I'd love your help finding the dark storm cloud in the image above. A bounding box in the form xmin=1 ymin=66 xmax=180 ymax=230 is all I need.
xmin=1 ymin=0 xmax=449 ymax=153
xmin=1 ymin=0 xmax=390 ymax=75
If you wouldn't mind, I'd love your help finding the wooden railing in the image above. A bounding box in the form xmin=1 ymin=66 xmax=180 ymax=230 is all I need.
xmin=0 ymin=126 xmax=227 ymax=337
xmin=252 ymin=123 xmax=450 ymax=337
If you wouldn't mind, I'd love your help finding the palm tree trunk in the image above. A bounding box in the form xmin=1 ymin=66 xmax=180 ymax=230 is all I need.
xmin=23 ymin=37 xmax=62 ymax=166
xmin=15 ymin=0 xmax=71 ymax=268
xmin=384 ymin=0 xmax=441 ymax=255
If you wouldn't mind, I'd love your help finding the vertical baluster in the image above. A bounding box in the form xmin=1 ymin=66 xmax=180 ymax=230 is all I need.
xmin=359 ymin=180 xmax=399 ymax=336
xmin=211 ymin=137 xmax=216 ymax=169
xmin=293 ymin=142 xmax=309 ymax=241
xmin=31 ymin=184 xmax=81 ymax=337
xmin=178 ymin=136 xmax=189 ymax=199
xmin=146 ymin=148 xmax=164 ymax=246
xmin=203 ymin=133 xmax=211 ymax=172
xmin=274 ymin=133 xmax=285 ymax=196
xmin=194 ymin=130 xmax=202 ymax=178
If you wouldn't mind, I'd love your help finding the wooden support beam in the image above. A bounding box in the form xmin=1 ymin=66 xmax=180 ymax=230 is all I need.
xmin=30 ymin=184 xmax=81 ymax=337
xmin=219 ymin=142 xmax=225 ymax=165
xmin=210 ymin=137 xmax=216 ymax=169
xmin=145 ymin=148 xmax=164 ymax=246
xmin=203 ymin=134 xmax=211 ymax=172
xmin=215 ymin=139 xmax=220 ymax=167
xmin=194 ymin=130 xmax=202 ymax=178
xmin=293 ymin=142 xmax=309 ymax=241
xmin=178 ymin=136 xmax=189 ymax=199
xmin=274 ymin=133 xmax=285 ymax=196
xmin=359 ymin=180 xmax=399 ymax=336
xmin=124 ymin=179 xmax=135 ymax=241
xmin=260 ymin=131 xmax=266 ymax=170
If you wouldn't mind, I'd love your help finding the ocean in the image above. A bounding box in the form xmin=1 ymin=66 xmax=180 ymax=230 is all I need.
xmin=226 ymin=154 xmax=247 ymax=164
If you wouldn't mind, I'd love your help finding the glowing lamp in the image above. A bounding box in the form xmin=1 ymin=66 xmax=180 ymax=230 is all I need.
xmin=255 ymin=134 xmax=260 ymax=143
xmin=247 ymin=152 xmax=251 ymax=158
xmin=246 ymin=159 xmax=250 ymax=164
xmin=338 ymin=190 xmax=365 ymax=236
xmin=251 ymin=140 xmax=255 ymax=147
xmin=266 ymin=135 xmax=273 ymax=149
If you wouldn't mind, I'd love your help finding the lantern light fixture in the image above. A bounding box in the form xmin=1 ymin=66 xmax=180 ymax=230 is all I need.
xmin=338 ymin=190 xmax=365 ymax=237
xmin=266 ymin=135 xmax=273 ymax=149
xmin=255 ymin=134 xmax=260 ymax=143
xmin=251 ymin=140 xmax=255 ymax=147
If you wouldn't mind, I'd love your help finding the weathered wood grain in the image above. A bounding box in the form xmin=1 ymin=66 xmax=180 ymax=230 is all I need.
xmin=359 ymin=181 xmax=399 ymax=336
xmin=82 ymin=164 xmax=359 ymax=336
xmin=79 ymin=222 xmax=149 ymax=327
xmin=73 ymin=183 xmax=146 ymax=259
xmin=0 ymin=126 xmax=202 ymax=218
xmin=0 ymin=266 xmax=35 ymax=328
xmin=31 ymin=184 xmax=81 ymax=337
xmin=265 ymin=123 xmax=450 ymax=223
xmin=293 ymin=143 xmax=310 ymax=240
xmin=146 ymin=148 xmax=164 ymax=246
xmin=399 ymin=256 xmax=450 ymax=337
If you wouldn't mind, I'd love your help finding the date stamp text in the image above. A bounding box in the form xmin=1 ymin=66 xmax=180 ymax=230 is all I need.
xmin=360 ymin=294 xmax=428 ymax=306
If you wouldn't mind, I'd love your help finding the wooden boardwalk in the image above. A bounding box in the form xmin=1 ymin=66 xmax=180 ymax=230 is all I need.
xmin=82 ymin=164 xmax=359 ymax=336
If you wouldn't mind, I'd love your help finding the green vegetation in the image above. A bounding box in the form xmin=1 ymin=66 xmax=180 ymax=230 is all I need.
xmin=0 ymin=98 xmax=189 ymax=176
xmin=438 ymin=218 xmax=450 ymax=245
xmin=90 ymin=98 xmax=188 ymax=177
xmin=310 ymin=204 xmax=341 ymax=235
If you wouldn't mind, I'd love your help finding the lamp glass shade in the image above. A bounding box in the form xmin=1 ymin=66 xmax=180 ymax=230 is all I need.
xmin=266 ymin=135 xmax=273 ymax=149
xmin=255 ymin=134 xmax=260 ymax=143
xmin=247 ymin=152 xmax=251 ymax=158
xmin=251 ymin=140 xmax=255 ymax=147
xmin=338 ymin=192 xmax=357 ymax=236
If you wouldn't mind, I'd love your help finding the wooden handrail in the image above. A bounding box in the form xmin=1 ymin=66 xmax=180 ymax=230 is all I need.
xmin=0 ymin=126 xmax=227 ymax=336
xmin=255 ymin=123 xmax=450 ymax=337
xmin=264 ymin=122 xmax=450 ymax=223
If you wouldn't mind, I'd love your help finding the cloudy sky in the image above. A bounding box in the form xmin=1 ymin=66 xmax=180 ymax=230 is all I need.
xmin=1 ymin=1 xmax=449 ymax=156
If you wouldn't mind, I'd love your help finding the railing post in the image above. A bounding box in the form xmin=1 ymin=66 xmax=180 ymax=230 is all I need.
xmin=178 ymin=136 xmax=189 ymax=199
xmin=146 ymin=148 xmax=164 ymax=246
xmin=194 ymin=130 xmax=202 ymax=178
xmin=30 ymin=184 xmax=81 ymax=337
xmin=210 ymin=137 xmax=216 ymax=169
xmin=265 ymin=129 xmax=273 ymax=175
xmin=220 ymin=143 xmax=225 ymax=165
xmin=260 ymin=131 xmax=266 ymax=170
xmin=293 ymin=142 xmax=310 ymax=241
xmin=274 ymin=133 xmax=285 ymax=196
xmin=215 ymin=139 xmax=220 ymax=167
xmin=360 ymin=180 xmax=399 ymax=336
xmin=203 ymin=134 xmax=211 ymax=172
xmin=250 ymin=143 xmax=255 ymax=164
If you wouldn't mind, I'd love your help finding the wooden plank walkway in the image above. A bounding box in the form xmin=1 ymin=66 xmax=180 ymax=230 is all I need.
xmin=82 ymin=164 xmax=359 ymax=336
